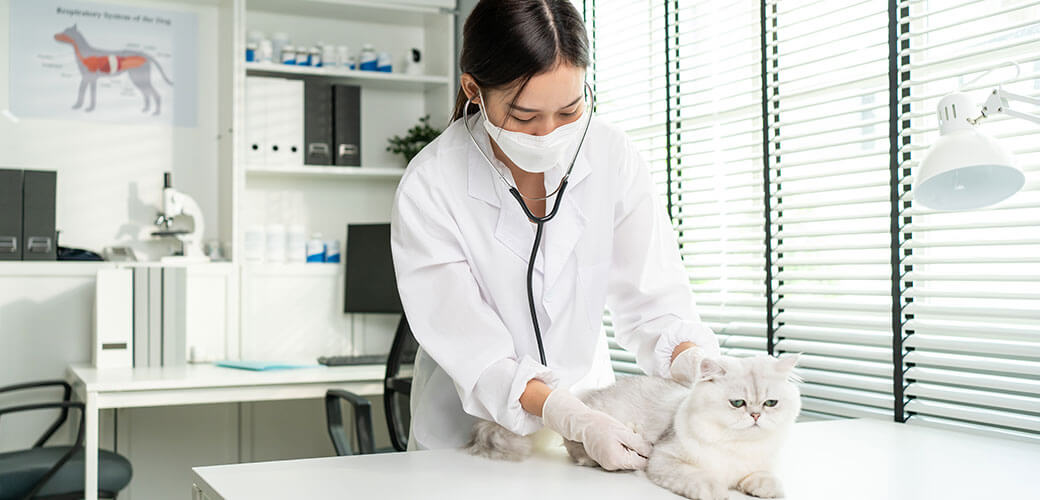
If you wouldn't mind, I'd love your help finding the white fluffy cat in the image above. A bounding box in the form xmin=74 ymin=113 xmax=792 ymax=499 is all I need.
xmin=467 ymin=354 xmax=802 ymax=500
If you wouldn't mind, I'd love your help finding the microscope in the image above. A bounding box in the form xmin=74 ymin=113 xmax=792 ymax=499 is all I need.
xmin=153 ymin=172 xmax=210 ymax=263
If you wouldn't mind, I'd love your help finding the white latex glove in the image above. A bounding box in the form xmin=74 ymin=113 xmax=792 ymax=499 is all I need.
xmin=669 ymin=345 xmax=705 ymax=386
xmin=541 ymin=389 xmax=652 ymax=471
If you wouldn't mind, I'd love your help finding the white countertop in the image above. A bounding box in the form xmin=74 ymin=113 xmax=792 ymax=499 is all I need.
xmin=192 ymin=418 xmax=1040 ymax=499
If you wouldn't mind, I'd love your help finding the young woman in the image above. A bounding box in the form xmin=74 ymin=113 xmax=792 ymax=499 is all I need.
xmin=390 ymin=0 xmax=720 ymax=470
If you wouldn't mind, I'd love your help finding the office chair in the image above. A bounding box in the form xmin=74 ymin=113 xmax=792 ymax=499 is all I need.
xmin=0 ymin=380 xmax=132 ymax=500
xmin=325 ymin=314 xmax=418 ymax=455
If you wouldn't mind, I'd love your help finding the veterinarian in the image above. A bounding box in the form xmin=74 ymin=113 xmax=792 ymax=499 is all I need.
xmin=390 ymin=0 xmax=721 ymax=470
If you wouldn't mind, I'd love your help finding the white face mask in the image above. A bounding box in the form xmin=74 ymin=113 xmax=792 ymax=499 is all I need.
xmin=479 ymin=91 xmax=586 ymax=174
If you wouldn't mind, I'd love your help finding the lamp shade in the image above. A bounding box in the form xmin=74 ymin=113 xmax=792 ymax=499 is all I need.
xmin=913 ymin=93 xmax=1025 ymax=211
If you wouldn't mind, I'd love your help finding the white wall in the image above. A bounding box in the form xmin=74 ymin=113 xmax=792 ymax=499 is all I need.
xmin=0 ymin=0 xmax=229 ymax=261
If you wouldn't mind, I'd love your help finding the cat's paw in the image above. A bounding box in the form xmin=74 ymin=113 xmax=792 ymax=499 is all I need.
xmin=650 ymin=474 xmax=725 ymax=500
xmin=563 ymin=439 xmax=599 ymax=467
xmin=682 ymin=480 xmax=723 ymax=498
xmin=737 ymin=471 xmax=784 ymax=498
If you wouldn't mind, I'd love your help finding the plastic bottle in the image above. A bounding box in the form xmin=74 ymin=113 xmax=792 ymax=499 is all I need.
xmin=324 ymin=239 xmax=341 ymax=263
xmin=281 ymin=44 xmax=296 ymax=64
xmin=359 ymin=44 xmax=377 ymax=71
xmin=306 ymin=233 xmax=326 ymax=263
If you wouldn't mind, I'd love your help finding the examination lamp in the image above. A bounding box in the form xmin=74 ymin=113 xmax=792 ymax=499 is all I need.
xmin=913 ymin=87 xmax=1038 ymax=211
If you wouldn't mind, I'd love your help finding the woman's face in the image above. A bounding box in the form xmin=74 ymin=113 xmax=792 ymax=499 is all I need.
xmin=464 ymin=62 xmax=587 ymax=137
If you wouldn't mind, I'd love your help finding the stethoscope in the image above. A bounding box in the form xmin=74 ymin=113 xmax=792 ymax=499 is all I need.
xmin=463 ymin=82 xmax=596 ymax=367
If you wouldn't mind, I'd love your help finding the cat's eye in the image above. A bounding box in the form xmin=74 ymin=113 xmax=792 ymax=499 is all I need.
xmin=764 ymin=399 xmax=779 ymax=407
xmin=729 ymin=399 xmax=746 ymax=408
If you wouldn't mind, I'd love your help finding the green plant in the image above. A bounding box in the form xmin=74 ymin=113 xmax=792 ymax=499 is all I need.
xmin=386 ymin=115 xmax=442 ymax=164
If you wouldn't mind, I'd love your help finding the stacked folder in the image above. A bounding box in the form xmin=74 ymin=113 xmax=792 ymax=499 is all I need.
xmin=0 ymin=169 xmax=57 ymax=261
xmin=245 ymin=76 xmax=361 ymax=167
xmin=93 ymin=266 xmax=191 ymax=369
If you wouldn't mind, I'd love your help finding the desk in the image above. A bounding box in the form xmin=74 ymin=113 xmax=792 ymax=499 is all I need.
xmin=190 ymin=418 xmax=1040 ymax=500
xmin=66 ymin=363 xmax=385 ymax=500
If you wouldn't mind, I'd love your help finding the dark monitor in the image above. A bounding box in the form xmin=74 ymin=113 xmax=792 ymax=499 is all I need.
xmin=344 ymin=223 xmax=403 ymax=314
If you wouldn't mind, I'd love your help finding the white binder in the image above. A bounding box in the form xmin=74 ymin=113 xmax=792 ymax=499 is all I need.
xmin=245 ymin=76 xmax=270 ymax=166
xmin=246 ymin=76 xmax=304 ymax=167
xmin=94 ymin=268 xmax=133 ymax=369
xmin=267 ymin=78 xmax=304 ymax=166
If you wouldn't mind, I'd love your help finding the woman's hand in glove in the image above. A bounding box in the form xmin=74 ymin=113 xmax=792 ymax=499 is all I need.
xmin=541 ymin=389 xmax=652 ymax=471
xmin=670 ymin=344 xmax=705 ymax=387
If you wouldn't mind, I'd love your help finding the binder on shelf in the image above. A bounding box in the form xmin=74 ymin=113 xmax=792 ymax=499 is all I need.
xmin=0 ymin=169 xmax=23 ymax=260
xmin=246 ymin=76 xmax=304 ymax=167
xmin=22 ymin=170 xmax=56 ymax=261
xmin=267 ymin=78 xmax=304 ymax=166
xmin=93 ymin=268 xmax=133 ymax=369
xmin=148 ymin=267 xmax=163 ymax=366
xmin=304 ymin=80 xmax=334 ymax=165
xmin=161 ymin=267 xmax=188 ymax=367
xmin=333 ymin=84 xmax=362 ymax=166
xmin=132 ymin=267 xmax=150 ymax=367
xmin=245 ymin=76 xmax=270 ymax=166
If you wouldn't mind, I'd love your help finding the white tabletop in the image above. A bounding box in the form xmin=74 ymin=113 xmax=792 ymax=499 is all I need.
xmin=67 ymin=363 xmax=386 ymax=392
xmin=192 ymin=418 xmax=1040 ymax=500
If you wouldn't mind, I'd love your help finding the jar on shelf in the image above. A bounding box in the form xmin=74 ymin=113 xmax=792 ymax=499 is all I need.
xmin=359 ymin=44 xmax=377 ymax=71
xmin=280 ymin=44 xmax=296 ymax=64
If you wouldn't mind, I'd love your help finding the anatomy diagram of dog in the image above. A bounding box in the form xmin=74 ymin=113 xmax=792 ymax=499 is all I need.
xmin=54 ymin=25 xmax=173 ymax=115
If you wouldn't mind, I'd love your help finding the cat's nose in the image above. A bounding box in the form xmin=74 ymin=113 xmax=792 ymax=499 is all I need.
xmin=751 ymin=412 xmax=761 ymax=421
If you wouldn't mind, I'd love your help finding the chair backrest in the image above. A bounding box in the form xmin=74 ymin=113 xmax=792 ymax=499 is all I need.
xmin=383 ymin=315 xmax=416 ymax=451
xmin=385 ymin=315 xmax=418 ymax=379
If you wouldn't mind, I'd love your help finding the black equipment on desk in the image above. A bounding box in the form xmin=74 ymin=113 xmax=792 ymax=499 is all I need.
xmin=326 ymin=223 xmax=416 ymax=453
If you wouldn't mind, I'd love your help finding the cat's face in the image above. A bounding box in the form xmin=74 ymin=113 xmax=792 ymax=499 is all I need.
xmin=683 ymin=354 xmax=802 ymax=441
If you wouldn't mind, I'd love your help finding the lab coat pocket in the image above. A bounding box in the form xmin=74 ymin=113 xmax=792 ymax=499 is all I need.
xmin=577 ymin=261 xmax=611 ymax=328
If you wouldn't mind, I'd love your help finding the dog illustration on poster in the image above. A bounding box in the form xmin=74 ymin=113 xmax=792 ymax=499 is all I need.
xmin=54 ymin=24 xmax=173 ymax=115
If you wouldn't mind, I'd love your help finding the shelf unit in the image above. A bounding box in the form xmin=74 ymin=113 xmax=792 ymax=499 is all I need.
xmin=232 ymin=0 xmax=456 ymax=266
xmin=244 ymin=62 xmax=452 ymax=89
xmin=244 ymin=164 xmax=406 ymax=179
xmin=228 ymin=0 xmax=455 ymax=362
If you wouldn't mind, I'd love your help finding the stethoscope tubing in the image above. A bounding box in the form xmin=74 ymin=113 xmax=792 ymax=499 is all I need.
xmin=463 ymin=82 xmax=596 ymax=367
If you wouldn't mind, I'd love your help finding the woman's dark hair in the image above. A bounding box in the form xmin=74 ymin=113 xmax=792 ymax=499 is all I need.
xmin=451 ymin=0 xmax=590 ymax=121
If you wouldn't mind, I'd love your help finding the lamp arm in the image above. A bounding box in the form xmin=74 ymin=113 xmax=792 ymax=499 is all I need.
xmin=977 ymin=88 xmax=1040 ymax=126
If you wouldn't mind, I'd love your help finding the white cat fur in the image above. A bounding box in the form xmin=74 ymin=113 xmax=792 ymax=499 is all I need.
xmin=466 ymin=354 xmax=802 ymax=500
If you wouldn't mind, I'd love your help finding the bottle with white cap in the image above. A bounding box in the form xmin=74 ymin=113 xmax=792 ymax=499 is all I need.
xmin=306 ymin=233 xmax=326 ymax=263
xmin=244 ymin=225 xmax=265 ymax=262
xmin=324 ymin=239 xmax=341 ymax=263
xmin=288 ymin=225 xmax=307 ymax=262
xmin=265 ymin=224 xmax=286 ymax=263
xmin=359 ymin=44 xmax=377 ymax=71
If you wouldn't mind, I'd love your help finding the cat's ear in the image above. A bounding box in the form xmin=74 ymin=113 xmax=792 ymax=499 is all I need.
xmin=774 ymin=353 xmax=802 ymax=382
xmin=698 ymin=357 xmax=726 ymax=382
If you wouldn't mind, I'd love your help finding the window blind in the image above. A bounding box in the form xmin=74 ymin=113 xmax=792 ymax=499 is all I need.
xmin=581 ymin=0 xmax=1040 ymax=441
xmin=766 ymin=0 xmax=896 ymax=421
xmin=898 ymin=0 xmax=1040 ymax=442
xmin=672 ymin=0 xmax=768 ymax=360
xmin=584 ymin=0 xmax=671 ymax=374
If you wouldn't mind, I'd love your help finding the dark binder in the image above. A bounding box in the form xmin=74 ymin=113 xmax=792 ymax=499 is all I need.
xmin=22 ymin=170 xmax=57 ymax=261
xmin=304 ymin=80 xmax=334 ymax=165
xmin=333 ymin=84 xmax=361 ymax=166
xmin=0 ymin=169 xmax=23 ymax=260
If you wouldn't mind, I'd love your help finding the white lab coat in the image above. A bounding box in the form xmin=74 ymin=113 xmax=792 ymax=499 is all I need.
xmin=390 ymin=111 xmax=722 ymax=451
